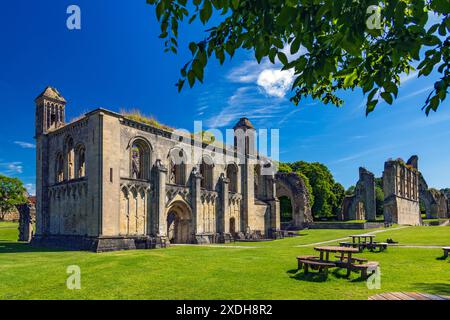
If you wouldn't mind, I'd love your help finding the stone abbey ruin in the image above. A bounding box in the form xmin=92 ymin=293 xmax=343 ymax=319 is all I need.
xmin=341 ymin=155 xmax=450 ymax=225
xmin=31 ymin=87 xmax=312 ymax=251
xmin=18 ymin=86 xmax=449 ymax=252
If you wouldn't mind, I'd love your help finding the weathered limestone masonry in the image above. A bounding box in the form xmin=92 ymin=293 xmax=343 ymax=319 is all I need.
xmin=383 ymin=156 xmax=421 ymax=225
xmin=340 ymin=167 xmax=376 ymax=221
xmin=17 ymin=198 xmax=36 ymax=242
xmin=31 ymin=86 xmax=309 ymax=251
xmin=419 ymin=173 xmax=449 ymax=219
xmin=275 ymin=172 xmax=313 ymax=229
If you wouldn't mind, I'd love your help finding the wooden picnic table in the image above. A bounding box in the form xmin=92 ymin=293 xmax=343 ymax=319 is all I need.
xmin=350 ymin=234 xmax=376 ymax=245
xmin=314 ymin=246 xmax=359 ymax=277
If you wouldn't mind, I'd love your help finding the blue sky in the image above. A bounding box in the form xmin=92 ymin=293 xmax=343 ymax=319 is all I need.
xmin=0 ymin=1 xmax=449 ymax=195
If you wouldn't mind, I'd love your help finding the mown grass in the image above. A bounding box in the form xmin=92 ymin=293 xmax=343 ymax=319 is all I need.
xmin=0 ymin=222 xmax=449 ymax=300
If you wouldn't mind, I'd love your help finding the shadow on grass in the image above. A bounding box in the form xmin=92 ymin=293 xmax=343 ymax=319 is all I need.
xmin=287 ymin=268 xmax=366 ymax=283
xmin=288 ymin=270 xmax=329 ymax=282
xmin=413 ymin=283 xmax=450 ymax=296
xmin=0 ymin=241 xmax=65 ymax=254
xmin=435 ymin=256 xmax=449 ymax=261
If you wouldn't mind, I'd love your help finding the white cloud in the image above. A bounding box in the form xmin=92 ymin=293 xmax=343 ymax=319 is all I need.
xmin=25 ymin=183 xmax=36 ymax=196
xmin=226 ymin=60 xmax=271 ymax=83
xmin=14 ymin=141 xmax=36 ymax=149
xmin=257 ymin=69 xmax=295 ymax=98
xmin=0 ymin=161 xmax=23 ymax=175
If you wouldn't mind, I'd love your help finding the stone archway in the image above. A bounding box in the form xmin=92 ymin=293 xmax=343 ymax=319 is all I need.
xmin=275 ymin=172 xmax=313 ymax=229
xmin=166 ymin=201 xmax=193 ymax=244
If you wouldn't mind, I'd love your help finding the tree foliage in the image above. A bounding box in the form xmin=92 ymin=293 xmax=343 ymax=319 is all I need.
xmin=375 ymin=177 xmax=384 ymax=216
xmin=283 ymin=161 xmax=342 ymax=218
xmin=147 ymin=0 xmax=449 ymax=115
xmin=0 ymin=175 xmax=27 ymax=219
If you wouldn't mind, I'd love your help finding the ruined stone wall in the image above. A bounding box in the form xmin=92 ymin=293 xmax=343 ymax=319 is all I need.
xmin=419 ymin=173 xmax=449 ymax=218
xmin=340 ymin=167 xmax=376 ymax=221
xmin=0 ymin=210 xmax=19 ymax=222
xmin=383 ymin=156 xmax=421 ymax=225
xmin=275 ymin=172 xmax=313 ymax=227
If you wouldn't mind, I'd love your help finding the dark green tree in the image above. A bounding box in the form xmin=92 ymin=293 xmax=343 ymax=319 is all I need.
xmin=345 ymin=185 xmax=356 ymax=195
xmin=148 ymin=0 xmax=449 ymax=115
xmin=289 ymin=161 xmax=336 ymax=217
xmin=0 ymin=175 xmax=27 ymax=220
xmin=374 ymin=177 xmax=384 ymax=216
xmin=331 ymin=182 xmax=345 ymax=216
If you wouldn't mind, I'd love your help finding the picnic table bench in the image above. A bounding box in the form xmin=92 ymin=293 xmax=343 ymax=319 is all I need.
xmin=296 ymin=257 xmax=336 ymax=276
xmin=295 ymin=246 xmax=380 ymax=280
xmin=340 ymin=235 xmax=388 ymax=252
xmin=443 ymin=247 xmax=450 ymax=258
xmin=352 ymin=261 xmax=379 ymax=278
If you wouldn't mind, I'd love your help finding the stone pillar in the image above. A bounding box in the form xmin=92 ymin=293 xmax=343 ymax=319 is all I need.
xmin=18 ymin=203 xmax=34 ymax=242
xmin=242 ymin=156 xmax=255 ymax=233
xmin=266 ymin=175 xmax=280 ymax=237
xmin=191 ymin=166 xmax=202 ymax=241
xmin=218 ymin=173 xmax=230 ymax=237
xmin=155 ymin=160 xmax=167 ymax=236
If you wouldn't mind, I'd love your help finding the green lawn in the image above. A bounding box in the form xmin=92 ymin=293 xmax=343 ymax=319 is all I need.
xmin=1 ymin=222 xmax=449 ymax=300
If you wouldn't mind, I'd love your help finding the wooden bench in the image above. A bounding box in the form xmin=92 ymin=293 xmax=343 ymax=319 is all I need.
xmin=297 ymin=259 xmax=336 ymax=276
xmin=352 ymin=261 xmax=379 ymax=279
xmin=443 ymin=247 xmax=450 ymax=258
xmin=296 ymin=256 xmax=319 ymax=269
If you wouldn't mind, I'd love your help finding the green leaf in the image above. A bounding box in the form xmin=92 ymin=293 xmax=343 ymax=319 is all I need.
xmin=200 ymin=1 xmax=213 ymax=24
xmin=187 ymin=70 xmax=196 ymax=88
xmin=290 ymin=38 xmax=301 ymax=55
xmin=381 ymin=92 xmax=393 ymax=104
xmin=277 ymin=52 xmax=288 ymax=65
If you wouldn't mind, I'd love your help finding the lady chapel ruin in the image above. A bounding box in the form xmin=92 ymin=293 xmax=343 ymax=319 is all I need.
xmin=32 ymin=87 xmax=312 ymax=251
xmin=31 ymin=87 xmax=450 ymax=252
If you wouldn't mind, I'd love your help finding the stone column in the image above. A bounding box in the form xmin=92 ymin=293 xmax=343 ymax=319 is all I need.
xmin=155 ymin=160 xmax=168 ymax=237
xmin=191 ymin=167 xmax=202 ymax=242
xmin=267 ymin=175 xmax=280 ymax=237
xmin=218 ymin=173 xmax=230 ymax=236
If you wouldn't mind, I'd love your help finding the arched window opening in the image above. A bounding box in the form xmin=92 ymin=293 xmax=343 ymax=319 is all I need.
xmin=75 ymin=145 xmax=86 ymax=178
xmin=229 ymin=217 xmax=236 ymax=235
xmin=200 ymin=156 xmax=214 ymax=190
xmin=169 ymin=149 xmax=186 ymax=185
xmin=279 ymin=196 xmax=293 ymax=223
xmin=254 ymin=164 xmax=261 ymax=198
xmin=130 ymin=139 xmax=151 ymax=180
xmin=56 ymin=153 xmax=64 ymax=183
xmin=226 ymin=164 xmax=238 ymax=193
xmin=65 ymin=136 xmax=75 ymax=180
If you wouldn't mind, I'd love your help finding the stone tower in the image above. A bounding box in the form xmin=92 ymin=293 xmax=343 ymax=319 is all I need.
xmin=383 ymin=156 xmax=421 ymax=225
xmin=35 ymin=86 xmax=66 ymax=135
xmin=233 ymin=118 xmax=256 ymax=232
xmin=34 ymin=87 xmax=67 ymax=236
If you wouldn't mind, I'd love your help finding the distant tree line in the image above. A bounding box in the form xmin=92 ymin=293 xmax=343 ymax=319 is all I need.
xmin=0 ymin=175 xmax=27 ymax=220
xmin=279 ymin=161 xmax=345 ymax=219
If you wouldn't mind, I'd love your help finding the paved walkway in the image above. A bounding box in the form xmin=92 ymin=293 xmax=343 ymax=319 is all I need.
xmin=295 ymin=226 xmax=409 ymax=247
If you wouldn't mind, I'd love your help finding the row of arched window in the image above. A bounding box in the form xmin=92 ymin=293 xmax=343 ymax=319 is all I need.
xmin=55 ymin=136 xmax=86 ymax=183
xmin=129 ymin=139 xmax=239 ymax=192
